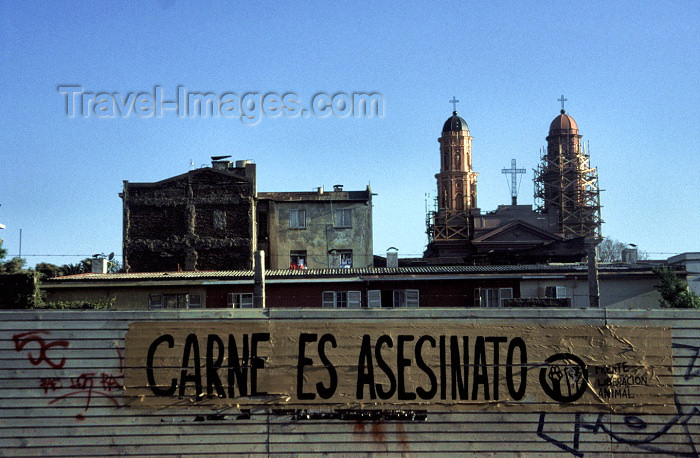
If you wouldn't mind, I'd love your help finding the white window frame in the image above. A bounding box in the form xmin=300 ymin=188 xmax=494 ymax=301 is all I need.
xmin=150 ymin=293 xmax=201 ymax=309
xmin=334 ymin=208 xmax=352 ymax=228
xmin=228 ymin=292 xmax=254 ymax=308
xmin=368 ymin=290 xmax=382 ymax=308
xmin=393 ymin=289 xmax=420 ymax=308
xmin=289 ymin=209 xmax=306 ymax=229
xmin=498 ymin=288 xmax=513 ymax=307
xmin=322 ymin=290 xmax=361 ymax=308
xmin=544 ymin=286 xmax=568 ymax=299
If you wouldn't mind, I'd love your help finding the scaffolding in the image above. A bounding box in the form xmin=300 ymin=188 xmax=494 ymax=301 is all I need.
xmin=426 ymin=196 xmax=471 ymax=243
xmin=534 ymin=141 xmax=602 ymax=240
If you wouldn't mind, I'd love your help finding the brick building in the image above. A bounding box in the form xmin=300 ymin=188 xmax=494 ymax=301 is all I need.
xmin=120 ymin=159 xmax=257 ymax=272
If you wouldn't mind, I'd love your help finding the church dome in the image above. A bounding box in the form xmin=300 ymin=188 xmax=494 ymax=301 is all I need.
xmin=442 ymin=111 xmax=469 ymax=133
xmin=549 ymin=110 xmax=578 ymax=133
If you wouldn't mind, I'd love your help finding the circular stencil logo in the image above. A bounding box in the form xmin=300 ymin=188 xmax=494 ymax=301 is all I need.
xmin=539 ymin=353 xmax=588 ymax=403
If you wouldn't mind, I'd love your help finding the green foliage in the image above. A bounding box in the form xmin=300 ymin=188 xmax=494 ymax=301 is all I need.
xmin=0 ymin=256 xmax=27 ymax=273
xmin=0 ymin=240 xmax=7 ymax=262
xmin=0 ymin=272 xmax=43 ymax=309
xmin=653 ymin=267 xmax=700 ymax=309
xmin=35 ymin=262 xmax=62 ymax=279
xmin=33 ymin=298 xmax=115 ymax=310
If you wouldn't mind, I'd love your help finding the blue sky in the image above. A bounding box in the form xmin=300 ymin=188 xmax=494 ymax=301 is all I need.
xmin=0 ymin=1 xmax=698 ymax=267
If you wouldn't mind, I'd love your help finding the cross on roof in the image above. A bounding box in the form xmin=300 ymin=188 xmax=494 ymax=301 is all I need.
xmin=501 ymin=159 xmax=527 ymax=205
xmin=558 ymin=95 xmax=568 ymax=111
xmin=449 ymin=96 xmax=459 ymax=112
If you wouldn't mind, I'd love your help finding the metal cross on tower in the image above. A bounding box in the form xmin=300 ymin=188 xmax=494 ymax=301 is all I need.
xmin=558 ymin=94 xmax=568 ymax=111
xmin=501 ymin=158 xmax=527 ymax=205
xmin=449 ymin=96 xmax=459 ymax=112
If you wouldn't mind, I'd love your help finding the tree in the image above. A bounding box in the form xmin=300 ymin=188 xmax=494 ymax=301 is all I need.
xmin=597 ymin=237 xmax=648 ymax=262
xmin=653 ymin=267 xmax=700 ymax=309
xmin=0 ymin=240 xmax=7 ymax=262
xmin=1 ymin=257 xmax=26 ymax=273
xmin=597 ymin=237 xmax=625 ymax=262
xmin=35 ymin=262 xmax=62 ymax=279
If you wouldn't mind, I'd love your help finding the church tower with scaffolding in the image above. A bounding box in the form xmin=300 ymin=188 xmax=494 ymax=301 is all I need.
xmin=425 ymin=98 xmax=478 ymax=260
xmin=534 ymin=98 xmax=602 ymax=240
xmin=420 ymin=96 xmax=602 ymax=266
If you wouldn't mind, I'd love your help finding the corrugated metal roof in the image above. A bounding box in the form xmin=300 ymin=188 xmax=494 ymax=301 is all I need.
xmin=46 ymin=264 xmax=656 ymax=282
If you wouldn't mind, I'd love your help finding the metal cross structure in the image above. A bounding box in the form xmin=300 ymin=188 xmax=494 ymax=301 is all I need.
xmin=501 ymin=158 xmax=527 ymax=205
xmin=449 ymin=96 xmax=459 ymax=112
xmin=558 ymin=94 xmax=568 ymax=111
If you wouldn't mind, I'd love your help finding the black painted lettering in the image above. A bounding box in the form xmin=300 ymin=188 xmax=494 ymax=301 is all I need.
xmin=317 ymin=333 xmax=338 ymax=399
xmin=297 ymin=333 xmax=317 ymax=400
xmin=375 ymin=335 xmax=396 ymax=399
xmin=250 ymin=333 xmax=270 ymax=396
xmin=439 ymin=335 xmax=447 ymax=400
xmin=206 ymin=334 xmax=226 ymax=398
xmin=397 ymin=335 xmax=416 ymax=400
xmin=451 ymin=336 xmax=470 ymax=400
xmin=356 ymin=334 xmax=376 ymax=400
xmin=227 ymin=334 xmax=249 ymax=398
xmin=179 ymin=333 xmax=202 ymax=399
xmin=415 ymin=335 xmax=437 ymax=400
xmin=486 ymin=337 xmax=507 ymax=400
xmin=472 ymin=336 xmax=490 ymax=400
xmin=146 ymin=334 xmax=176 ymax=396
xmin=506 ymin=337 xmax=527 ymax=400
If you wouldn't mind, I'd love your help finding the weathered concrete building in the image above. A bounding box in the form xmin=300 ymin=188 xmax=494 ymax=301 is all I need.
xmin=121 ymin=159 xmax=257 ymax=272
xmin=121 ymin=159 xmax=373 ymax=273
xmin=425 ymin=102 xmax=602 ymax=265
xmin=259 ymin=185 xmax=373 ymax=270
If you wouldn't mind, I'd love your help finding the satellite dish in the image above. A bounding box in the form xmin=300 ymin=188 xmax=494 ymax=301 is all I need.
xmin=108 ymin=252 xmax=115 ymax=261
xmin=92 ymin=253 xmax=101 ymax=258
xmin=211 ymin=155 xmax=232 ymax=161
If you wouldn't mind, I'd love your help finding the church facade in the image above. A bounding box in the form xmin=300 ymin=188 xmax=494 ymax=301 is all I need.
xmin=425 ymin=102 xmax=601 ymax=265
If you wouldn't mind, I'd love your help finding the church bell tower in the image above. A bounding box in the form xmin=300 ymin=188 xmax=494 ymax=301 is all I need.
xmin=426 ymin=97 xmax=478 ymax=255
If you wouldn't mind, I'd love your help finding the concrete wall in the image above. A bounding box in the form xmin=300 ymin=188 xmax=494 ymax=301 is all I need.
xmin=267 ymin=199 xmax=372 ymax=270
xmin=520 ymin=275 xmax=661 ymax=308
xmin=1 ymin=308 xmax=698 ymax=456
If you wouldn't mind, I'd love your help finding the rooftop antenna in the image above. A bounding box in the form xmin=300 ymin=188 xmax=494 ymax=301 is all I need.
xmin=189 ymin=159 xmax=195 ymax=171
xmin=502 ymin=159 xmax=527 ymax=205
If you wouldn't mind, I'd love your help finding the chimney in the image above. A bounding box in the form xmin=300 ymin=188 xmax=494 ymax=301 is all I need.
xmin=622 ymin=247 xmax=638 ymax=264
xmin=387 ymin=247 xmax=399 ymax=268
xmin=92 ymin=258 xmax=108 ymax=274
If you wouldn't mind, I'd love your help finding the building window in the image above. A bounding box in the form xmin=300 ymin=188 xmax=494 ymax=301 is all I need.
xmin=289 ymin=209 xmax=306 ymax=229
xmin=368 ymin=289 xmax=419 ymax=308
xmin=334 ymin=208 xmax=352 ymax=228
xmin=213 ymin=210 xmax=226 ymax=230
xmin=149 ymin=293 xmax=201 ymax=309
xmin=188 ymin=294 xmax=202 ymax=308
xmin=148 ymin=294 xmax=162 ymax=309
xmin=323 ymin=291 xmax=361 ymax=308
xmin=544 ymin=286 xmax=568 ymax=298
xmin=290 ymin=250 xmax=307 ymax=269
xmin=475 ymin=288 xmax=514 ymax=307
xmin=339 ymin=250 xmax=352 ymax=268
xmin=228 ymin=292 xmax=254 ymax=308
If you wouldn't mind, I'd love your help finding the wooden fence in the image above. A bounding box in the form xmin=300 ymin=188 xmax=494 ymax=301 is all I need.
xmin=1 ymin=308 xmax=698 ymax=456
